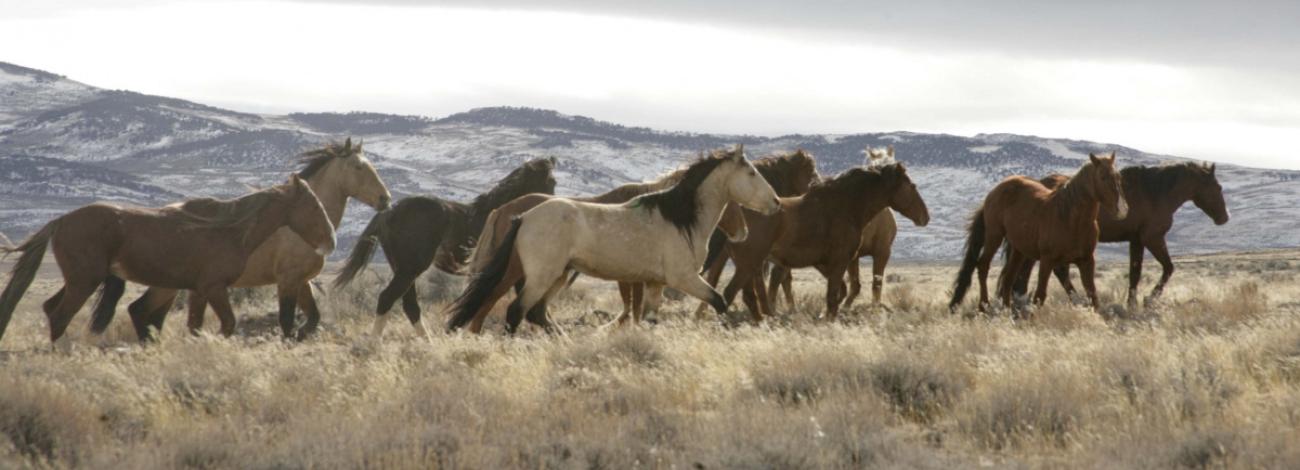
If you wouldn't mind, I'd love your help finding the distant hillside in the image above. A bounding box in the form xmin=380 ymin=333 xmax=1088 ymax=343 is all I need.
xmin=3 ymin=61 xmax=1298 ymax=260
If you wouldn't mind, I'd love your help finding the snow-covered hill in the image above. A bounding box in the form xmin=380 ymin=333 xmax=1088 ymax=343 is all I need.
xmin=3 ymin=61 xmax=1297 ymax=261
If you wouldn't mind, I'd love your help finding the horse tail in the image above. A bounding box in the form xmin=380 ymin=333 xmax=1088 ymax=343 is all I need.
xmin=467 ymin=207 xmax=505 ymax=274
xmin=89 ymin=276 xmax=127 ymax=334
xmin=700 ymin=228 xmax=728 ymax=274
xmin=0 ymin=220 xmax=59 ymax=341
xmin=333 ymin=209 xmax=390 ymax=288
xmin=447 ymin=218 xmax=522 ymax=331
xmin=949 ymin=208 xmax=986 ymax=311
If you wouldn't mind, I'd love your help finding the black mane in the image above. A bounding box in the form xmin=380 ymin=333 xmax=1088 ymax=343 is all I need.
xmin=470 ymin=157 xmax=557 ymax=213
xmin=633 ymin=152 xmax=732 ymax=240
xmin=1122 ymin=162 xmax=1211 ymax=197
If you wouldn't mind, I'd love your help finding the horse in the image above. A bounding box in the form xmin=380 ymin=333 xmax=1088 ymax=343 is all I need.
xmin=1000 ymin=161 xmax=1228 ymax=308
xmin=703 ymin=162 xmax=929 ymax=323
xmin=764 ymin=146 xmax=900 ymax=312
xmin=0 ymin=175 xmax=335 ymax=343
xmin=460 ymin=176 xmax=751 ymax=333
xmin=96 ymin=139 xmax=391 ymax=340
xmin=949 ymin=152 xmax=1127 ymax=315
xmin=445 ymin=145 xmax=781 ymax=334
xmin=467 ymin=149 xmax=820 ymax=332
xmin=332 ymin=157 xmax=557 ymax=337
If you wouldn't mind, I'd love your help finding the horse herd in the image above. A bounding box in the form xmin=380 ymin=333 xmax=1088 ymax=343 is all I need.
xmin=0 ymin=138 xmax=1230 ymax=344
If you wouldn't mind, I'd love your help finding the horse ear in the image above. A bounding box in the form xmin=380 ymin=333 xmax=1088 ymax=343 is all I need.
xmin=734 ymin=143 xmax=744 ymax=158
xmin=1210 ymin=163 xmax=1216 ymax=174
xmin=549 ymin=156 xmax=558 ymax=167
xmin=1109 ymin=150 xmax=1117 ymax=161
xmin=1089 ymin=153 xmax=1100 ymax=165
xmin=888 ymin=145 xmax=895 ymax=157
xmin=355 ymin=138 xmax=363 ymax=152
xmin=344 ymin=137 xmax=352 ymax=151
xmin=290 ymin=173 xmax=303 ymax=187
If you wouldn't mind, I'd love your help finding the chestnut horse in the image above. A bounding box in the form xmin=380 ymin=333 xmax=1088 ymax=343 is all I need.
xmin=0 ymin=176 xmax=334 ymax=342
xmin=332 ymin=158 xmax=557 ymax=337
xmin=469 ymin=149 xmax=819 ymax=332
xmin=705 ymin=163 xmax=929 ymax=323
xmin=1001 ymin=161 xmax=1228 ymax=308
xmin=949 ymin=152 xmax=1127 ymax=314
xmin=99 ymin=139 xmax=391 ymax=340
xmin=765 ymin=146 xmax=899 ymax=312
xmin=446 ymin=146 xmax=781 ymax=334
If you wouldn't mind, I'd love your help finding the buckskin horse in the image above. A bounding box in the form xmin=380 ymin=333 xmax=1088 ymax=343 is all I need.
xmin=446 ymin=145 xmax=781 ymax=334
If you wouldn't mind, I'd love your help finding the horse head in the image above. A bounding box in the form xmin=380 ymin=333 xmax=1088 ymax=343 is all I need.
xmin=285 ymin=174 xmax=336 ymax=256
xmin=299 ymin=137 xmax=391 ymax=211
xmin=879 ymin=163 xmax=929 ymax=227
xmin=1191 ymin=162 xmax=1229 ymax=225
xmin=722 ymin=144 xmax=781 ymax=215
xmin=1089 ymin=151 xmax=1128 ymax=220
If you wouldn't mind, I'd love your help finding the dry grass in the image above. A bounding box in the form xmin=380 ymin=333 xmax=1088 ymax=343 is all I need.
xmin=1 ymin=250 xmax=1299 ymax=468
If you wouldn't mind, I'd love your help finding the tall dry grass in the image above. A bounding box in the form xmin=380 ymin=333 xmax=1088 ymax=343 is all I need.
xmin=0 ymin=251 xmax=1298 ymax=468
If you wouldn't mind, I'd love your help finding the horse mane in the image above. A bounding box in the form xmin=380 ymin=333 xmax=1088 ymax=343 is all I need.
xmin=470 ymin=157 xmax=556 ymax=213
xmin=1051 ymin=160 xmax=1105 ymax=220
xmin=805 ymin=164 xmax=900 ymax=201
xmin=754 ymin=149 xmax=816 ymax=195
xmin=175 ymin=188 xmax=283 ymax=231
xmin=632 ymin=150 xmax=733 ymax=239
xmin=1121 ymin=161 xmax=1212 ymax=197
xmin=297 ymin=139 xmax=363 ymax=179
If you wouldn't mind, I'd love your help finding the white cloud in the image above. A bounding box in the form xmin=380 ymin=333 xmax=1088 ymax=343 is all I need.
xmin=2 ymin=1 xmax=1297 ymax=169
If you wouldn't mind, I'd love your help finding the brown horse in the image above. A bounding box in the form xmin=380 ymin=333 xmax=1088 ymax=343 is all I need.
xmin=97 ymin=139 xmax=391 ymax=340
xmin=0 ymin=176 xmax=334 ymax=342
xmin=949 ymin=152 xmax=1127 ymax=314
xmin=1001 ymin=161 xmax=1228 ymax=308
xmin=764 ymin=147 xmax=899 ymax=312
xmin=706 ymin=163 xmax=929 ymax=323
xmin=332 ymin=158 xmax=557 ymax=337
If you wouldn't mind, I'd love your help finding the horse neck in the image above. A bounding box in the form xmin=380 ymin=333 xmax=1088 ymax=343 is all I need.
xmin=692 ymin=170 xmax=733 ymax=244
xmin=849 ymin=183 xmax=892 ymax=228
xmin=1155 ymin=171 xmax=1198 ymax=212
xmin=304 ymin=170 xmax=348 ymax=229
xmin=240 ymin=198 xmax=295 ymax=253
xmin=1054 ymin=169 xmax=1101 ymax=224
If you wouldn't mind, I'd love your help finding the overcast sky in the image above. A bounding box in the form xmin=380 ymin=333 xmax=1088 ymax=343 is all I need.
xmin=3 ymin=0 xmax=1298 ymax=169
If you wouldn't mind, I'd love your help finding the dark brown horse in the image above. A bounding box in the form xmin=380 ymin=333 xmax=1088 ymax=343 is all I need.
xmin=707 ymin=163 xmax=929 ymax=323
xmin=1001 ymin=161 xmax=1228 ymax=308
xmin=98 ymin=139 xmax=391 ymax=340
xmin=0 ymin=176 xmax=334 ymax=342
xmin=332 ymin=157 xmax=557 ymax=336
xmin=466 ymin=149 xmax=820 ymax=332
xmin=950 ymin=153 xmax=1127 ymax=314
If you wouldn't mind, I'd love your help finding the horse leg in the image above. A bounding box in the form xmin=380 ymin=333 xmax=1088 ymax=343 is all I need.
xmin=129 ymin=288 xmax=176 ymax=341
xmin=372 ymin=269 xmax=419 ymax=338
xmin=975 ymin=233 xmax=1004 ymax=313
xmin=1146 ymin=237 xmax=1175 ymax=305
xmin=1077 ymin=257 xmax=1101 ymax=313
xmin=638 ymin=283 xmax=666 ymax=326
xmin=740 ymin=276 xmax=763 ymax=324
xmin=668 ymin=275 xmax=728 ymax=320
xmin=46 ymin=280 xmax=99 ymax=343
xmin=780 ymin=269 xmax=794 ymax=311
xmin=89 ymin=275 xmax=126 ymax=335
xmin=766 ymin=264 xmax=785 ymax=309
xmin=1033 ymin=259 xmax=1057 ymax=308
xmin=694 ymin=251 xmax=730 ymax=320
xmin=468 ymin=265 xmax=524 ymax=334
xmin=843 ymin=260 xmax=862 ymax=309
xmin=617 ymin=282 xmax=635 ymax=320
xmin=186 ymin=291 xmax=208 ymax=335
xmin=753 ymin=275 xmax=774 ymax=322
xmin=823 ymin=266 xmax=848 ymax=321
xmin=202 ymin=287 xmax=238 ymax=337
xmin=722 ymin=259 xmax=762 ymax=321
xmin=400 ymin=288 xmax=429 ymax=338
xmin=999 ymin=250 xmax=1025 ymax=308
xmin=511 ymin=264 xmax=565 ymax=334
xmin=631 ymin=283 xmax=645 ymax=322
xmin=296 ymin=283 xmax=323 ymax=340
xmin=1126 ymin=239 xmax=1145 ymax=310
xmin=525 ymin=274 xmax=571 ymax=336
xmin=275 ymin=283 xmax=298 ymax=340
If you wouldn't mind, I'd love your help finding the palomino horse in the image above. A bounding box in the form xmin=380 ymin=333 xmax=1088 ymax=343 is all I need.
xmin=332 ymin=158 xmax=557 ymax=336
xmin=462 ymin=181 xmax=751 ymax=333
xmin=446 ymin=146 xmax=781 ymax=334
xmin=705 ymin=163 xmax=929 ymax=323
xmin=766 ymin=146 xmax=899 ymax=312
xmin=100 ymin=139 xmax=391 ymax=340
xmin=949 ymin=152 xmax=1127 ymax=314
xmin=1001 ymin=161 xmax=1228 ymax=308
xmin=0 ymin=176 xmax=334 ymax=342
xmin=469 ymin=149 xmax=819 ymax=332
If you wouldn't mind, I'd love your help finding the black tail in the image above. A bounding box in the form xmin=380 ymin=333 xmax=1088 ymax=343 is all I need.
xmin=0 ymin=221 xmax=59 ymax=341
xmin=701 ymin=228 xmax=728 ymax=274
xmin=333 ymin=209 xmax=390 ymax=288
xmin=446 ymin=218 xmax=522 ymax=331
xmin=89 ymin=276 xmax=127 ymax=334
xmin=949 ymin=209 xmax=986 ymax=311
